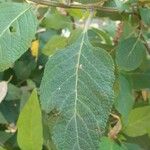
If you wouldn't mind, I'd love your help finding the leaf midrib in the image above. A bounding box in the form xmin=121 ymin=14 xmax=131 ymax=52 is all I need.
xmin=0 ymin=5 xmax=31 ymax=38
xmin=73 ymin=33 xmax=85 ymax=149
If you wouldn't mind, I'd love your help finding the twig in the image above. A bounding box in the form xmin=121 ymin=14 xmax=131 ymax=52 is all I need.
xmin=28 ymin=0 xmax=119 ymax=13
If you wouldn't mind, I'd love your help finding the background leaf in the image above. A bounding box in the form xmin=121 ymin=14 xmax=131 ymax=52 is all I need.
xmin=116 ymin=37 xmax=146 ymax=71
xmin=17 ymin=89 xmax=43 ymax=150
xmin=99 ymin=137 xmax=125 ymax=150
xmin=123 ymin=106 xmax=150 ymax=137
xmin=115 ymin=75 xmax=134 ymax=124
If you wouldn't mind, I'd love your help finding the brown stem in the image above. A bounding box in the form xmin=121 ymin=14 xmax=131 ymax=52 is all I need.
xmin=29 ymin=0 xmax=119 ymax=13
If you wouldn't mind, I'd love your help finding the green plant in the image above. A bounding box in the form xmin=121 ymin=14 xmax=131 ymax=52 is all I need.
xmin=0 ymin=0 xmax=150 ymax=149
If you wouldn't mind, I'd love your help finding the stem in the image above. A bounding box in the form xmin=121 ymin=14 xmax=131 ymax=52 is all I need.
xmin=28 ymin=0 xmax=119 ymax=13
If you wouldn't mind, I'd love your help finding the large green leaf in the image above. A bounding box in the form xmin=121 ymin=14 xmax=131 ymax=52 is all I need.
xmin=40 ymin=32 xmax=115 ymax=149
xmin=116 ymin=37 xmax=146 ymax=71
xmin=0 ymin=3 xmax=37 ymax=71
xmin=123 ymin=106 xmax=150 ymax=137
xmin=17 ymin=89 xmax=43 ymax=150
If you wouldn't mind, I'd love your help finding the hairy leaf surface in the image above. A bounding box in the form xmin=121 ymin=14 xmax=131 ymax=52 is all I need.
xmin=0 ymin=3 xmax=37 ymax=71
xmin=40 ymin=32 xmax=115 ymax=150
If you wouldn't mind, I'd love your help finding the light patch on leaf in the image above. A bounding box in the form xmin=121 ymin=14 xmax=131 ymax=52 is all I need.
xmin=0 ymin=81 xmax=8 ymax=103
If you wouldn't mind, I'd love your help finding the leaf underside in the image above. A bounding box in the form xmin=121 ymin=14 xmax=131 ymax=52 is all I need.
xmin=40 ymin=33 xmax=115 ymax=150
xmin=0 ymin=3 xmax=37 ymax=72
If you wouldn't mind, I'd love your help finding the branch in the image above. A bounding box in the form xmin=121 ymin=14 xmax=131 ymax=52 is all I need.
xmin=28 ymin=0 xmax=119 ymax=13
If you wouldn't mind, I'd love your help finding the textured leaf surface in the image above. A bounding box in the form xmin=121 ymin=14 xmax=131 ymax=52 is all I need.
xmin=116 ymin=37 xmax=146 ymax=71
xmin=40 ymin=33 xmax=115 ymax=150
xmin=17 ymin=89 xmax=43 ymax=150
xmin=123 ymin=106 xmax=150 ymax=137
xmin=0 ymin=3 xmax=37 ymax=71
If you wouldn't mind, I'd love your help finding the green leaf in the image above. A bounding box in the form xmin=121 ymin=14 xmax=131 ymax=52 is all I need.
xmin=99 ymin=137 xmax=125 ymax=150
xmin=123 ymin=143 xmax=142 ymax=150
xmin=125 ymin=69 xmax=150 ymax=90
xmin=116 ymin=37 xmax=146 ymax=71
xmin=140 ymin=8 xmax=150 ymax=26
xmin=115 ymin=75 xmax=134 ymax=124
xmin=17 ymin=89 xmax=43 ymax=150
xmin=0 ymin=2 xmax=37 ymax=71
xmin=123 ymin=106 xmax=150 ymax=137
xmin=41 ymin=11 xmax=72 ymax=30
xmin=5 ymin=83 xmax=22 ymax=101
xmin=42 ymin=35 xmax=68 ymax=56
xmin=40 ymin=33 xmax=115 ymax=149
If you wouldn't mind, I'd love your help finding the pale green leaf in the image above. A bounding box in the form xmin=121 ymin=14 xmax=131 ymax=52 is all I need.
xmin=116 ymin=37 xmax=146 ymax=71
xmin=17 ymin=89 xmax=43 ymax=150
xmin=0 ymin=3 xmax=37 ymax=71
xmin=123 ymin=106 xmax=150 ymax=137
xmin=40 ymin=33 xmax=115 ymax=149
xmin=99 ymin=137 xmax=125 ymax=150
xmin=42 ymin=35 xmax=68 ymax=56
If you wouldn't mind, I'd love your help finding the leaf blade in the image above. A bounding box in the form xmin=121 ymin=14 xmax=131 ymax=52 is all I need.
xmin=40 ymin=33 xmax=115 ymax=150
xmin=116 ymin=37 xmax=146 ymax=71
xmin=17 ymin=89 xmax=43 ymax=150
xmin=0 ymin=3 xmax=37 ymax=71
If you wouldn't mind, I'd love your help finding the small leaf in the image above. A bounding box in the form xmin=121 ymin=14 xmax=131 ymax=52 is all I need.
xmin=123 ymin=106 xmax=150 ymax=137
xmin=116 ymin=37 xmax=146 ymax=71
xmin=17 ymin=89 xmax=43 ymax=150
xmin=0 ymin=3 xmax=37 ymax=71
xmin=0 ymin=81 xmax=8 ymax=103
xmin=99 ymin=137 xmax=124 ymax=150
